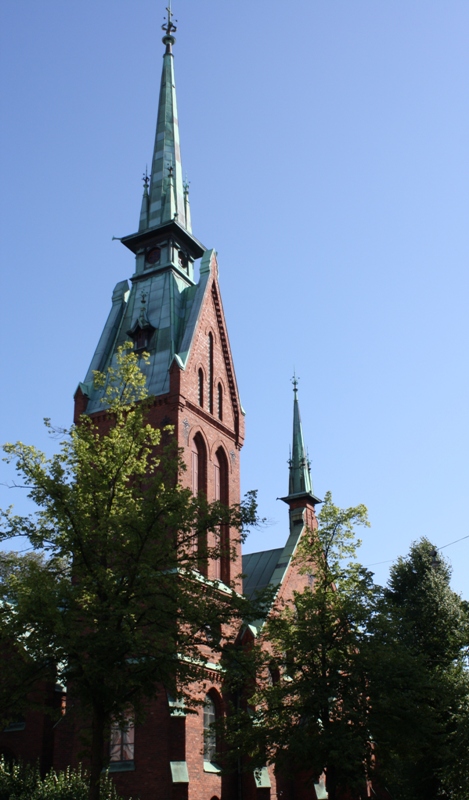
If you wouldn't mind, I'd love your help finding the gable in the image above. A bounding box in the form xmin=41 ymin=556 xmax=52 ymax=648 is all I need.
xmin=180 ymin=251 xmax=243 ymax=444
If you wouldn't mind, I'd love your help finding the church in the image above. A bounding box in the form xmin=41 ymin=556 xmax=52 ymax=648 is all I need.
xmin=0 ymin=6 xmax=326 ymax=800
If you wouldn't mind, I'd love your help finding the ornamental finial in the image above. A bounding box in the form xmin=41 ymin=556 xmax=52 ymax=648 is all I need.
xmin=142 ymin=166 xmax=150 ymax=189
xmin=162 ymin=0 xmax=177 ymax=45
xmin=292 ymin=372 xmax=299 ymax=393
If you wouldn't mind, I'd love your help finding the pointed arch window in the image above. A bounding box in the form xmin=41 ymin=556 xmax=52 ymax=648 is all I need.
xmin=208 ymin=333 xmax=214 ymax=414
xmin=191 ymin=435 xmax=206 ymax=496
xmin=203 ymin=694 xmax=218 ymax=765
xmin=191 ymin=434 xmax=207 ymax=574
xmin=198 ymin=369 xmax=204 ymax=408
xmin=214 ymin=448 xmax=229 ymax=584
xmin=213 ymin=454 xmax=221 ymax=580
xmin=217 ymin=383 xmax=223 ymax=421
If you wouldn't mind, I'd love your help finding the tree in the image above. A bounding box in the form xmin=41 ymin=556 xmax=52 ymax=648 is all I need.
xmin=0 ymin=345 xmax=257 ymax=800
xmin=0 ymin=552 xmax=59 ymax=730
xmin=378 ymin=538 xmax=469 ymax=800
xmin=226 ymin=492 xmax=375 ymax=800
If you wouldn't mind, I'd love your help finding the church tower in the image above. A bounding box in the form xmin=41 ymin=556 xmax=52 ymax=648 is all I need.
xmin=74 ymin=6 xmax=244 ymax=591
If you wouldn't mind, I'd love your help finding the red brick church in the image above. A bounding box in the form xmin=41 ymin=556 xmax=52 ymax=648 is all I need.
xmin=0 ymin=7 xmax=327 ymax=800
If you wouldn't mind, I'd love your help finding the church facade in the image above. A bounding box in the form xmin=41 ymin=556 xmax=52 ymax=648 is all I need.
xmin=0 ymin=8 xmax=327 ymax=800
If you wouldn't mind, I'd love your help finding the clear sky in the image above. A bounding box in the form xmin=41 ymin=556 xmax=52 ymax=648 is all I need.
xmin=1 ymin=1 xmax=468 ymax=599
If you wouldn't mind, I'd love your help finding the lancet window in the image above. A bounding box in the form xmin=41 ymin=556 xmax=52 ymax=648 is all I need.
xmin=191 ymin=434 xmax=207 ymax=573
xmin=217 ymin=382 xmax=223 ymax=421
xmin=203 ymin=694 xmax=218 ymax=764
xmin=198 ymin=368 xmax=204 ymax=408
xmin=208 ymin=333 xmax=214 ymax=414
xmin=214 ymin=448 xmax=229 ymax=584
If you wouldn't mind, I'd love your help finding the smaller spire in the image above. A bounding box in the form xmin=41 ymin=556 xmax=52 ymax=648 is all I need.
xmin=183 ymin=177 xmax=192 ymax=233
xmin=281 ymin=375 xmax=321 ymax=504
xmin=162 ymin=162 xmax=177 ymax=223
xmin=139 ymin=167 xmax=150 ymax=231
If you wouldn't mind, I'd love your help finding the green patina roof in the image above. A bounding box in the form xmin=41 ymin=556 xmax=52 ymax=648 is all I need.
xmin=242 ymin=548 xmax=283 ymax=600
xmin=242 ymin=517 xmax=308 ymax=601
xmin=81 ymin=249 xmax=215 ymax=412
xmin=78 ymin=14 xmax=214 ymax=409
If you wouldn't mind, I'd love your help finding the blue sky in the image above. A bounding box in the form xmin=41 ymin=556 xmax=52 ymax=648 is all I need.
xmin=1 ymin=1 xmax=468 ymax=598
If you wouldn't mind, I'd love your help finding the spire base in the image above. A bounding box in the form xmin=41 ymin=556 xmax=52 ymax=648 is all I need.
xmin=280 ymin=492 xmax=322 ymax=506
xmin=121 ymin=218 xmax=205 ymax=259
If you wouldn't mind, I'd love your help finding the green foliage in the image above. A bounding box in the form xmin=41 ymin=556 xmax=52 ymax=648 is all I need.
xmin=377 ymin=538 xmax=469 ymax=800
xmin=0 ymin=552 xmax=60 ymax=729
xmin=0 ymin=758 xmax=126 ymax=800
xmin=224 ymin=492 xmax=375 ymax=800
xmin=224 ymin=503 xmax=469 ymax=800
xmin=0 ymin=344 xmax=259 ymax=800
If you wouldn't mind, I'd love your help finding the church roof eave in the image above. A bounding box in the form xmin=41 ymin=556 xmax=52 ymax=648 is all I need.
xmin=121 ymin=219 xmax=206 ymax=259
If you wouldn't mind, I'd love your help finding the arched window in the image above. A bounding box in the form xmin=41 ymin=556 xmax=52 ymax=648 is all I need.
xmin=198 ymin=368 xmax=204 ymax=407
xmin=213 ymin=453 xmax=221 ymax=580
xmin=191 ymin=434 xmax=206 ymax=497
xmin=191 ymin=434 xmax=207 ymax=573
xmin=217 ymin=383 xmax=223 ymax=421
xmin=208 ymin=333 xmax=214 ymax=414
xmin=214 ymin=448 xmax=229 ymax=584
xmin=203 ymin=694 xmax=217 ymax=764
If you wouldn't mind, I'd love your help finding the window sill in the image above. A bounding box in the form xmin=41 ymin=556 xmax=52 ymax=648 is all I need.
xmin=108 ymin=761 xmax=135 ymax=773
xmin=203 ymin=761 xmax=221 ymax=774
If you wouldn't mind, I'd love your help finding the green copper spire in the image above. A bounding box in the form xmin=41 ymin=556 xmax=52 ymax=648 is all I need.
xmin=121 ymin=1 xmax=206 ymax=277
xmin=143 ymin=2 xmax=190 ymax=232
xmin=289 ymin=375 xmax=313 ymax=495
xmin=281 ymin=376 xmax=321 ymax=504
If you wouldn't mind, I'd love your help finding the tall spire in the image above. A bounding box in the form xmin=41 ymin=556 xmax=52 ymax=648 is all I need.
xmin=143 ymin=2 xmax=190 ymax=232
xmin=282 ymin=376 xmax=321 ymax=504
xmin=120 ymin=2 xmax=205 ymax=275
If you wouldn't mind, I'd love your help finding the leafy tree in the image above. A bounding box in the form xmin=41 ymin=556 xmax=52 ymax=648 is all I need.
xmin=0 ymin=553 xmax=58 ymax=729
xmin=0 ymin=345 xmax=258 ymax=800
xmin=378 ymin=538 xmax=469 ymax=800
xmin=226 ymin=492 xmax=375 ymax=800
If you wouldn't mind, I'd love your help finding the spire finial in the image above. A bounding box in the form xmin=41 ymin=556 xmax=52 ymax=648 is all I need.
xmin=162 ymin=1 xmax=177 ymax=51
xmin=142 ymin=166 xmax=150 ymax=191
xmin=162 ymin=1 xmax=177 ymax=35
xmin=292 ymin=372 xmax=299 ymax=393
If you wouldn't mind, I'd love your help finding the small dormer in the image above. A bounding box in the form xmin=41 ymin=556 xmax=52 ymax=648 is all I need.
xmin=127 ymin=293 xmax=155 ymax=352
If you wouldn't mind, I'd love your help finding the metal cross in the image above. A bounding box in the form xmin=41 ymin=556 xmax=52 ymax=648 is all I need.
xmin=162 ymin=0 xmax=177 ymax=35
